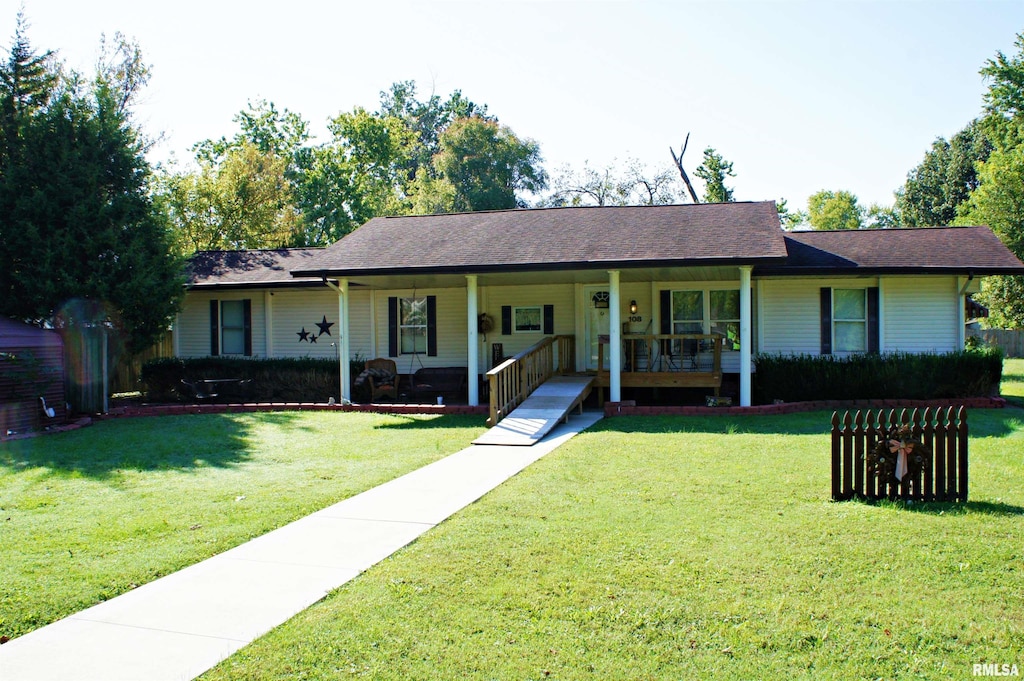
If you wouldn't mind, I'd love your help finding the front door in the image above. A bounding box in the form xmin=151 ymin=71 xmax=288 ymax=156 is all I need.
xmin=584 ymin=287 xmax=610 ymax=370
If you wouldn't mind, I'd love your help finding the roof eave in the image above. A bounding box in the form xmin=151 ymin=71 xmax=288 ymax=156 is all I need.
xmin=753 ymin=265 xmax=1024 ymax=277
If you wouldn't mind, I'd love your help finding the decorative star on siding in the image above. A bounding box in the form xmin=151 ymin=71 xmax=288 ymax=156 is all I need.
xmin=297 ymin=328 xmax=310 ymax=342
xmin=316 ymin=316 xmax=334 ymax=336
xmin=309 ymin=334 xmax=318 ymax=343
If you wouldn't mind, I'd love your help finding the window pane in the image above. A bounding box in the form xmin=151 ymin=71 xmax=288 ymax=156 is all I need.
xmin=672 ymin=291 xmax=703 ymax=321
xmin=835 ymin=321 xmax=866 ymax=352
xmin=711 ymin=321 xmax=740 ymax=351
xmin=401 ymin=325 xmax=426 ymax=354
xmin=834 ymin=289 xmax=865 ymax=320
xmin=401 ymin=298 xmax=427 ymax=326
xmin=222 ymin=328 xmax=245 ymax=355
xmin=221 ymin=300 xmax=244 ymax=328
xmin=710 ymin=290 xmax=739 ymax=320
xmin=514 ymin=307 xmax=541 ymax=332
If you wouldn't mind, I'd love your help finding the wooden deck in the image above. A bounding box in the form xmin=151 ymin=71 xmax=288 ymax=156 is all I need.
xmin=473 ymin=375 xmax=595 ymax=446
xmin=595 ymin=333 xmax=724 ymax=402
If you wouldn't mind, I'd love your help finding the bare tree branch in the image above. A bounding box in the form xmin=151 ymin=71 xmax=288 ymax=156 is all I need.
xmin=670 ymin=133 xmax=700 ymax=203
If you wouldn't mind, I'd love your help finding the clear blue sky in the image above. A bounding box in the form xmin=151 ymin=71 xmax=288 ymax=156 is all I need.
xmin=6 ymin=0 xmax=1024 ymax=212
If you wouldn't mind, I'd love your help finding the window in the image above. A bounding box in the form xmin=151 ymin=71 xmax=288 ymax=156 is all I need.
xmin=400 ymin=297 xmax=427 ymax=354
xmin=667 ymin=288 xmax=741 ymax=351
xmin=833 ymin=289 xmax=867 ymax=353
xmin=671 ymin=291 xmax=704 ymax=335
xmin=710 ymin=290 xmax=741 ymax=350
xmin=820 ymin=286 xmax=878 ymax=355
xmin=220 ymin=301 xmax=246 ymax=355
xmin=513 ymin=306 xmax=542 ymax=333
xmin=388 ymin=295 xmax=436 ymax=357
xmin=210 ymin=299 xmax=251 ymax=356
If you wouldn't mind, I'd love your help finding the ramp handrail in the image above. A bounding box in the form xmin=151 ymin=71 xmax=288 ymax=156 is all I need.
xmin=487 ymin=334 xmax=575 ymax=426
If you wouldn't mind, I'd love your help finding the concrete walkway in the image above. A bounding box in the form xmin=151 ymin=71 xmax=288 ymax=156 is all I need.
xmin=0 ymin=412 xmax=603 ymax=681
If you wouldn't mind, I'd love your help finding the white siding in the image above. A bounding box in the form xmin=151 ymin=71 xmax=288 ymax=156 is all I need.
xmin=371 ymin=288 xmax=469 ymax=368
xmin=883 ymin=277 xmax=959 ymax=352
xmin=481 ymin=283 xmax=576 ymax=364
xmin=268 ymin=288 xmax=372 ymax=359
xmin=759 ymin=276 xmax=961 ymax=356
xmin=176 ymin=290 xmax=267 ymax=358
xmin=759 ymin=278 xmax=828 ymax=355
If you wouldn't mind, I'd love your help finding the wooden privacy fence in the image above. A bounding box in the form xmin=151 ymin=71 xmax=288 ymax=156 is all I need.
xmin=831 ymin=406 xmax=968 ymax=502
xmin=487 ymin=335 xmax=575 ymax=426
xmin=967 ymin=328 xmax=1024 ymax=358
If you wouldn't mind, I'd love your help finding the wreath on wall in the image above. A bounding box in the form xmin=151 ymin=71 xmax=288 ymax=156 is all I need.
xmin=867 ymin=424 xmax=930 ymax=485
xmin=478 ymin=313 xmax=494 ymax=336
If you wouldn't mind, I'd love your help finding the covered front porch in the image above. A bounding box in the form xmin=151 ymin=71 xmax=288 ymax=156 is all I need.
xmin=324 ymin=265 xmax=755 ymax=421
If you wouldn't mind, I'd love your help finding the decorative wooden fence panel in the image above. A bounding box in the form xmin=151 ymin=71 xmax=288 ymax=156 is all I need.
xmin=830 ymin=406 xmax=968 ymax=502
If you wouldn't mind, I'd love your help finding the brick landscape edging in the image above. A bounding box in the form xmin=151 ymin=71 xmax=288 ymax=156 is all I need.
xmin=604 ymin=396 xmax=1007 ymax=417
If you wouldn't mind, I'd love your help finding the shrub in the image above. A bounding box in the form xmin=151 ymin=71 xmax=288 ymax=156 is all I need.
xmin=752 ymin=348 xmax=1004 ymax=404
xmin=141 ymin=357 xmax=366 ymax=403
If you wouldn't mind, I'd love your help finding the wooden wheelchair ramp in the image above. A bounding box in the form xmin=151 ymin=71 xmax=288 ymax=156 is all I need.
xmin=473 ymin=375 xmax=596 ymax=447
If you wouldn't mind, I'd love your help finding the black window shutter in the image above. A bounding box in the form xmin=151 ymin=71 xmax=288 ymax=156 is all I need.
xmin=659 ymin=290 xmax=672 ymax=334
xmin=543 ymin=305 xmax=554 ymax=335
xmin=210 ymin=300 xmax=220 ymax=356
xmin=867 ymin=287 xmax=880 ymax=354
xmin=501 ymin=306 xmax=512 ymax=335
xmin=820 ymin=288 xmax=832 ymax=355
xmin=426 ymin=295 xmax=438 ymax=357
xmin=243 ymin=299 xmax=253 ymax=356
xmin=388 ymin=297 xmax=399 ymax=357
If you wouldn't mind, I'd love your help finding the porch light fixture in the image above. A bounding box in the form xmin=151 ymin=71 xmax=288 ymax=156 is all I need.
xmin=629 ymin=300 xmax=638 ymax=314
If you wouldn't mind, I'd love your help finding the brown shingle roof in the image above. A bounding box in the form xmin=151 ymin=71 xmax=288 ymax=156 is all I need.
xmin=759 ymin=226 xmax=1024 ymax=275
xmin=186 ymin=248 xmax=325 ymax=288
xmin=291 ymin=202 xmax=788 ymax=277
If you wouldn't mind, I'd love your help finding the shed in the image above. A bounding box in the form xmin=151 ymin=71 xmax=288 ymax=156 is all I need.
xmin=0 ymin=318 xmax=67 ymax=436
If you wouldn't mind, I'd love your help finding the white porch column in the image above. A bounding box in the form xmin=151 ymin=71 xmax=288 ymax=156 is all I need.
xmin=467 ymin=275 xmax=480 ymax=406
xmin=739 ymin=266 xmax=752 ymax=407
xmin=609 ymin=270 xmax=622 ymax=403
xmin=336 ymin=279 xmax=351 ymax=402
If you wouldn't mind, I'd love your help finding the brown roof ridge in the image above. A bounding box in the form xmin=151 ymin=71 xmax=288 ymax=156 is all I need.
xmin=383 ymin=200 xmax=779 ymax=220
xmin=191 ymin=246 xmax=324 ymax=255
xmin=791 ymin=224 xmax=989 ymax=235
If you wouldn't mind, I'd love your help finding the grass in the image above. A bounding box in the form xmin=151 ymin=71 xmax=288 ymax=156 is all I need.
xmin=202 ymin=407 xmax=1024 ymax=680
xmin=0 ymin=411 xmax=486 ymax=640
xmin=1002 ymin=357 xmax=1024 ymax=406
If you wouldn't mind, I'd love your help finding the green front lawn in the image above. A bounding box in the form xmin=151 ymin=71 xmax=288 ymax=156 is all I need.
xmin=0 ymin=411 xmax=485 ymax=640
xmin=205 ymin=408 xmax=1024 ymax=680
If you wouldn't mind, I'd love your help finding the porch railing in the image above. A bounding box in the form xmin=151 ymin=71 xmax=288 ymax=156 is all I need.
xmin=598 ymin=333 xmax=723 ymax=375
xmin=486 ymin=334 xmax=575 ymax=427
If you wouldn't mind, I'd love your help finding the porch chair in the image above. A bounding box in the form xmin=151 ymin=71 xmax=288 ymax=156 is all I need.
xmin=364 ymin=358 xmax=399 ymax=402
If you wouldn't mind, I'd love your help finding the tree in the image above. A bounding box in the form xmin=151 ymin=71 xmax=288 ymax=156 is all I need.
xmin=776 ymin=198 xmax=804 ymax=230
xmin=694 ymin=147 xmax=735 ymax=203
xmin=958 ymin=30 xmax=1024 ymax=327
xmin=895 ymin=121 xmax=992 ymax=227
xmin=806 ymin=190 xmax=864 ymax=230
xmin=542 ymin=159 xmax=680 ymax=207
xmin=0 ymin=24 xmax=182 ymax=352
xmin=957 ymin=143 xmax=1024 ymax=327
xmin=433 ymin=116 xmax=546 ymax=212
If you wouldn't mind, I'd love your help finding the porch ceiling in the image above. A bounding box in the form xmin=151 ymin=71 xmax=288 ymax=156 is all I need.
xmin=342 ymin=265 xmax=745 ymax=289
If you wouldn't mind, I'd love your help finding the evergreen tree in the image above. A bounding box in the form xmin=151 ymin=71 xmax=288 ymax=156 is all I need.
xmin=0 ymin=19 xmax=182 ymax=352
xmin=694 ymin=147 xmax=735 ymax=203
